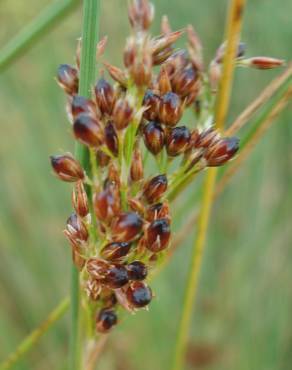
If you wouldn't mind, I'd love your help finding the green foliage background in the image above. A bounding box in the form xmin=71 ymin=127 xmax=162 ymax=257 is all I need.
xmin=0 ymin=1 xmax=291 ymax=369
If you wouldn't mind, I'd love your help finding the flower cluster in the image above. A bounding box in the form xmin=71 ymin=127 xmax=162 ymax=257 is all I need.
xmin=51 ymin=0 xmax=283 ymax=334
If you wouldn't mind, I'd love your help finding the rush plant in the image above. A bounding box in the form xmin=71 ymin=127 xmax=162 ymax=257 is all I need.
xmin=0 ymin=1 xmax=291 ymax=370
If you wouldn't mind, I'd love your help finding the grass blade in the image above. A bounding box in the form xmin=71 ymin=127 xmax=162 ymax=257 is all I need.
xmin=0 ymin=0 xmax=79 ymax=72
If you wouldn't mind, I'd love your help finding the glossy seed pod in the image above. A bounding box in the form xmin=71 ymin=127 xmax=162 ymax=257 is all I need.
xmin=143 ymin=174 xmax=168 ymax=203
xmin=130 ymin=148 xmax=144 ymax=182
xmin=57 ymin=64 xmax=78 ymax=95
xmin=65 ymin=213 xmax=89 ymax=242
xmin=100 ymin=242 xmax=132 ymax=261
xmin=172 ymin=67 xmax=198 ymax=97
xmin=71 ymin=95 xmax=98 ymax=119
xmin=111 ymin=212 xmax=143 ymax=242
xmin=126 ymin=281 xmax=152 ymax=308
xmin=94 ymin=77 xmax=115 ymax=115
xmin=50 ymin=154 xmax=84 ymax=182
xmin=143 ymin=121 xmax=165 ymax=155
xmin=96 ymin=309 xmax=118 ymax=333
xmin=204 ymin=137 xmax=239 ymax=166
xmin=145 ymin=202 xmax=170 ymax=222
xmin=105 ymin=121 xmax=119 ymax=156
xmin=145 ymin=218 xmax=170 ymax=252
xmin=195 ymin=127 xmax=220 ymax=149
xmin=94 ymin=183 xmax=121 ymax=224
xmin=72 ymin=181 xmax=89 ymax=217
xmin=166 ymin=126 xmax=191 ymax=156
xmin=112 ymin=98 xmax=134 ymax=130
xmin=73 ymin=113 xmax=104 ymax=148
xmin=126 ymin=261 xmax=148 ymax=281
xmin=100 ymin=264 xmax=129 ymax=289
xmin=142 ymin=90 xmax=160 ymax=121
xmin=159 ymin=92 xmax=183 ymax=126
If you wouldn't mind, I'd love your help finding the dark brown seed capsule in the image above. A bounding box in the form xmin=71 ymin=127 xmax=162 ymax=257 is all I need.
xmin=73 ymin=114 xmax=104 ymax=148
xmin=66 ymin=213 xmax=89 ymax=242
xmin=128 ymin=0 xmax=154 ymax=32
xmin=100 ymin=289 xmax=118 ymax=308
xmin=94 ymin=77 xmax=115 ymax=115
xmin=126 ymin=281 xmax=152 ymax=308
xmin=50 ymin=154 xmax=84 ymax=182
xmin=96 ymin=150 xmax=111 ymax=167
xmin=111 ymin=212 xmax=143 ymax=242
xmin=72 ymin=181 xmax=89 ymax=217
xmin=71 ymin=95 xmax=98 ymax=119
xmin=126 ymin=261 xmax=148 ymax=281
xmin=56 ymin=64 xmax=78 ymax=95
xmin=87 ymin=258 xmax=109 ymax=280
xmin=112 ymin=98 xmax=134 ymax=130
xmin=166 ymin=126 xmax=191 ymax=156
xmin=143 ymin=174 xmax=168 ymax=203
xmin=105 ymin=121 xmax=119 ymax=156
xmin=172 ymin=67 xmax=198 ymax=97
xmin=100 ymin=242 xmax=132 ymax=261
xmin=96 ymin=309 xmax=117 ymax=333
xmin=94 ymin=183 xmax=121 ymax=224
xmin=130 ymin=148 xmax=144 ymax=182
xmin=102 ymin=263 xmax=129 ymax=289
xmin=145 ymin=202 xmax=170 ymax=222
xmin=159 ymin=92 xmax=183 ymax=126
xmin=143 ymin=121 xmax=165 ymax=155
xmin=205 ymin=137 xmax=239 ymax=167
xmin=143 ymin=90 xmax=160 ymax=121
xmin=145 ymin=218 xmax=170 ymax=252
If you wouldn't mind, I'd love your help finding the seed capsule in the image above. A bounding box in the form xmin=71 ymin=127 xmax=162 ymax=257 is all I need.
xmin=126 ymin=281 xmax=152 ymax=308
xmin=195 ymin=127 xmax=220 ymax=149
xmin=112 ymin=98 xmax=134 ymax=130
xmin=159 ymin=92 xmax=183 ymax=126
xmin=166 ymin=126 xmax=191 ymax=156
xmin=111 ymin=212 xmax=143 ymax=242
xmin=94 ymin=77 xmax=115 ymax=115
xmin=172 ymin=67 xmax=198 ymax=97
xmin=126 ymin=261 xmax=148 ymax=281
xmin=100 ymin=242 xmax=132 ymax=261
xmin=102 ymin=263 xmax=129 ymax=289
xmin=73 ymin=114 xmax=104 ymax=148
xmin=215 ymin=41 xmax=246 ymax=63
xmin=96 ymin=150 xmax=111 ymax=167
xmin=128 ymin=0 xmax=154 ymax=32
xmin=56 ymin=64 xmax=78 ymax=95
xmin=105 ymin=121 xmax=119 ymax=156
xmin=103 ymin=62 xmax=128 ymax=87
xmin=145 ymin=218 xmax=170 ymax=252
xmin=143 ymin=174 xmax=168 ymax=203
xmin=164 ymin=49 xmax=189 ymax=77
xmin=72 ymin=181 xmax=89 ymax=217
xmin=143 ymin=121 xmax=165 ymax=155
xmin=96 ymin=309 xmax=117 ymax=333
xmin=151 ymin=30 xmax=183 ymax=56
xmin=71 ymin=95 xmax=98 ymax=119
xmin=94 ymin=183 xmax=121 ymax=224
xmin=143 ymin=90 xmax=160 ymax=121
xmin=66 ymin=213 xmax=88 ymax=243
xmin=205 ymin=137 xmax=239 ymax=166
xmin=145 ymin=202 xmax=170 ymax=222
xmin=130 ymin=148 xmax=144 ymax=182
xmin=243 ymin=56 xmax=285 ymax=70
xmin=50 ymin=154 xmax=84 ymax=182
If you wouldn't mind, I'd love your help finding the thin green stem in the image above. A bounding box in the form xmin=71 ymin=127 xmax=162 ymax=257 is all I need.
xmin=0 ymin=0 xmax=79 ymax=72
xmin=71 ymin=1 xmax=100 ymax=370
xmin=0 ymin=298 xmax=69 ymax=370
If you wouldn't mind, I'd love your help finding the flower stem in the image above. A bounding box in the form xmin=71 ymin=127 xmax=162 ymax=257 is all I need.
xmin=71 ymin=1 xmax=100 ymax=370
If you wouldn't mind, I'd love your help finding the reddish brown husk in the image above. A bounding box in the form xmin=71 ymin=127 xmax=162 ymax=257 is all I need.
xmin=50 ymin=154 xmax=84 ymax=182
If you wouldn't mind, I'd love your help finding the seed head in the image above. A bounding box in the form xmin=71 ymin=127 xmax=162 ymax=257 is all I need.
xmin=126 ymin=281 xmax=152 ymax=308
xmin=50 ymin=154 xmax=84 ymax=182
xmin=101 ymin=263 xmax=129 ymax=289
xmin=172 ymin=67 xmax=198 ymax=97
xmin=205 ymin=136 xmax=239 ymax=166
xmin=112 ymin=98 xmax=134 ymax=130
xmin=166 ymin=126 xmax=191 ymax=156
xmin=126 ymin=261 xmax=148 ymax=281
xmin=73 ymin=114 xmax=104 ymax=148
xmin=94 ymin=77 xmax=115 ymax=115
xmin=65 ymin=213 xmax=89 ymax=243
xmin=87 ymin=258 xmax=109 ymax=280
xmin=159 ymin=92 xmax=183 ymax=126
xmin=56 ymin=64 xmax=78 ymax=95
xmin=96 ymin=309 xmax=118 ymax=333
xmin=94 ymin=183 xmax=121 ymax=224
xmin=145 ymin=218 xmax=170 ymax=252
xmin=143 ymin=121 xmax=165 ymax=155
xmin=157 ymin=66 xmax=172 ymax=94
xmin=71 ymin=95 xmax=99 ymax=120
xmin=111 ymin=212 xmax=143 ymax=242
xmin=143 ymin=174 xmax=168 ymax=203
xmin=242 ymin=56 xmax=285 ymax=69
xmin=143 ymin=90 xmax=161 ymax=121
xmin=100 ymin=242 xmax=132 ymax=262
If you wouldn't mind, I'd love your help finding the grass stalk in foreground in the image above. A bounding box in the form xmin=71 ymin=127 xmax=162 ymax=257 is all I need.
xmin=71 ymin=1 xmax=100 ymax=370
xmin=171 ymin=1 xmax=246 ymax=369
xmin=0 ymin=0 xmax=79 ymax=72
xmin=0 ymin=298 xmax=69 ymax=370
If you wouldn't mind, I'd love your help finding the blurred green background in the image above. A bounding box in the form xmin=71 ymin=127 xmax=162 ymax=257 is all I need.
xmin=0 ymin=0 xmax=291 ymax=369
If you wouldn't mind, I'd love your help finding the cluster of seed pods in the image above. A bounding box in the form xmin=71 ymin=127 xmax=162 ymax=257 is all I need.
xmin=51 ymin=0 xmax=243 ymax=334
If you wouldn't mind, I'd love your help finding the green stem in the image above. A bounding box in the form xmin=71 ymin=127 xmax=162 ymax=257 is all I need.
xmin=71 ymin=1 xmax=100 ymax=370
xmin=0 ymin=0 xmax=79 ymax=72
xmin=0 ymin=298 xmax=69 ymax=370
